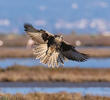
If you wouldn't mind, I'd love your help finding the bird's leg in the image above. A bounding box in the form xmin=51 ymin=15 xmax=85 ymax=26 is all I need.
xmin=46 ymin=46 xmax=54 ymax=56
xmin=46 ymin=47 xmax=51 ymax=56
xmin=46 ymin=48 xmax=49 ymax=55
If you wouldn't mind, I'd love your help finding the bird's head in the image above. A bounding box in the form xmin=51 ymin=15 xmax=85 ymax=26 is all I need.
xmin=55 ymin=35 xmax=63 ymax=42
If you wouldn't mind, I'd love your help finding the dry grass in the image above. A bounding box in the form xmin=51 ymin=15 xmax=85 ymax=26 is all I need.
xmin=0 ymin=93 xmax=110 ymax=100
xmin=1 ymin=34 xmax=110 ymax=47
xmin=0 ymin=47 xmax=33 ymax=58
xmin=0 ymin=65 xmax=110 ymax=82
xmin=0 ymin=34 xmax=28 ymax=47
xmin=79 ymin=47 xmax=110 ymax=58
xmin=0 ymin=34 xmax=110 ymax=58
xmin=64 ymin=34 xmax=110 ymax=46
xmin=0 ymin=47 xmax=110 ymax=58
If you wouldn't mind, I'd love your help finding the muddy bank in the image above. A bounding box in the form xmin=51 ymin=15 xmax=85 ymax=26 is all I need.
xmin=0 ymin=93 xmax=110 ymax=100
xmin=1 ymin=34 xmax=110 ymax=47
xmin=0 ymin=47 xmax=110 ymax=58
xmin=0 ymin=65 xmax=110 ymax=82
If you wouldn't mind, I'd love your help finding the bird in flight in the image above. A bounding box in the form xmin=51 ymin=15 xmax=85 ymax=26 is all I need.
xmin=24 ymin=24 xmax=89 ymax=68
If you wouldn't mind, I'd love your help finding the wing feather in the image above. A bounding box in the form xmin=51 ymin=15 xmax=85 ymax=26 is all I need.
xmin=24 ymin=24 xmax=53 ymax=44
xmin=61 ymin=41 xmax=89 ymax=62
xmin=33 ymin=44 xmax=47 ymax=60
xmin=62 ymin=50 xmax=88 ymax=62
xmin=25 ymin=24 xmax=88 ymax=68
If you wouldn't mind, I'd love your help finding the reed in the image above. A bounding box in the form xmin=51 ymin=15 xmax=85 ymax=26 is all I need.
xmin=0 ymin=65 xmax=110 ymax=82
xmin=0 ymin=93 xmax=110 ymax=100
xmin=0 ymin=47 xmax=110 ymax=58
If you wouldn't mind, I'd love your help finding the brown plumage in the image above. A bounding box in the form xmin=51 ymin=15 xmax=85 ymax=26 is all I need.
xmin=24 ymin=24 xmax=89 ymax=68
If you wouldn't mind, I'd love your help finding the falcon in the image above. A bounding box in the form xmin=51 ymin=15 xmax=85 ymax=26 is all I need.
xmin=24 ymin=24 xmax=89 ymax=68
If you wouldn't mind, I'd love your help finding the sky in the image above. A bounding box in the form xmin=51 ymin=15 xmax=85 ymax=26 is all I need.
xmin=0 ymin=0 xmax=110 ymax=34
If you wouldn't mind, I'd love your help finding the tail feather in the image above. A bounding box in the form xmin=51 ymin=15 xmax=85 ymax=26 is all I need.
xmin=48 ymin=55 xmax=52 ymax=67
xmin=33 ymin=44 xmax=67 ymax=67
xmin=44 ymin=55 xmax=50 ymax=64
xmin=52 ymin=52 xmax=57 ymax=68
xmin=47 ymin=51 xmax=61 ymax=68
xmin=54 ymin=52 xmax=58 ymax=67
xmin=51 ymin=53 xmax=54 ymax=68
xmin=41 ymin=55 xmax=49 ymax=64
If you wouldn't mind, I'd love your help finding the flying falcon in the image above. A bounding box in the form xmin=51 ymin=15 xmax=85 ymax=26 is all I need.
xmin=24 ymin=24 xmax=89 ymax=68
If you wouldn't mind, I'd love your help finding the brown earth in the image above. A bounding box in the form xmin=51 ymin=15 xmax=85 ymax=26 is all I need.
xmin=0 ymin=65 xmax=110 ymax=82
xmin=0 ymin=47 xmax=110 ymax=58
xmin=1 ymin=34 xmax=110 ymax=47
xmin=0 ymin=92 xmax=110 ymax=100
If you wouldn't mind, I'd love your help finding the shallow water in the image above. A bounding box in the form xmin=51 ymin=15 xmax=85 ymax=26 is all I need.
xmin=0 ymin=58 xmax=110 ymax=68
xmin=1 ymin=87 xmax=110 ymax=96
xmin=1 ymin=82 xmax=110 ymax=87
xmin=0 ymin=57 xmax=110 ymax=96
xmin=0 ymin=82 xmax=110 ymax=96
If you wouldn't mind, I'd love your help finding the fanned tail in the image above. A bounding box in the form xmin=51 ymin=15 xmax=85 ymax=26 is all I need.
xmin=47 ymin=51 xmax=58 ymax=68
xmin=47 ymin=51 xmax=67 ymax=68
xmin=33 ymin=44 xmax=67 ymax=68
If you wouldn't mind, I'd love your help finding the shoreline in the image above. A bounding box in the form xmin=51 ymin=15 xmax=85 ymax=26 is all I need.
xmin=0 ymin=65 xmax=110 ymax=82
xmin=0 ymin=92 xmax=110 ymax=100
xmin=0 ymin=47 xmax=110 ymax=58
xmin=0 ymin=82 xmax=110 ymax=87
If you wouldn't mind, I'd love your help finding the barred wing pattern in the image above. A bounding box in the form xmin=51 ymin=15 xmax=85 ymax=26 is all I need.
xmin=33 ymin=44 xmax=66 ymax=67
xmin=24 ymin=24 xmax=89 ymax=68
xmin=24 ymin=24 xmax=53 ymax=44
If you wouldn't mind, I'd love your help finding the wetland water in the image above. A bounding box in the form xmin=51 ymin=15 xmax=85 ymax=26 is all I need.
xmin=0 ymin=57 xmax=110 ymax=96
xmin=0 ymin=82 xmax=110 ymax=96
xmin=0 ymin=58 xmax=110 ymax=68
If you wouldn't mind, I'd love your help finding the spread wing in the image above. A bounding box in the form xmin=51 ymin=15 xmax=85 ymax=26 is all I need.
xmin=24 ymin=24 xmax=88 ymax=67
xmin=61 ymin=41 xmax=89 ymax=62
xmin=24 ymin=24 xmax=54 ymax=44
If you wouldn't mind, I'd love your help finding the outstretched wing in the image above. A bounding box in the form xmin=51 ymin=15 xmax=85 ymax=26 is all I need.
xmin=24 ymin=24 xmax=53 ymax=44
xmin=61 ymin=41 xmax=89 ymax=62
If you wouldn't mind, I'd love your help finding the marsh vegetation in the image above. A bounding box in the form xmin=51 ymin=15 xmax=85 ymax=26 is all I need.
xmin=0 ymin=65 xmax=109 ymax=82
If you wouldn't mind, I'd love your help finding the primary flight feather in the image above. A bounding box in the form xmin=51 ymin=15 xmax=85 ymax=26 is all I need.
xmin=24 ymin=24 xmax=89 ymax=68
